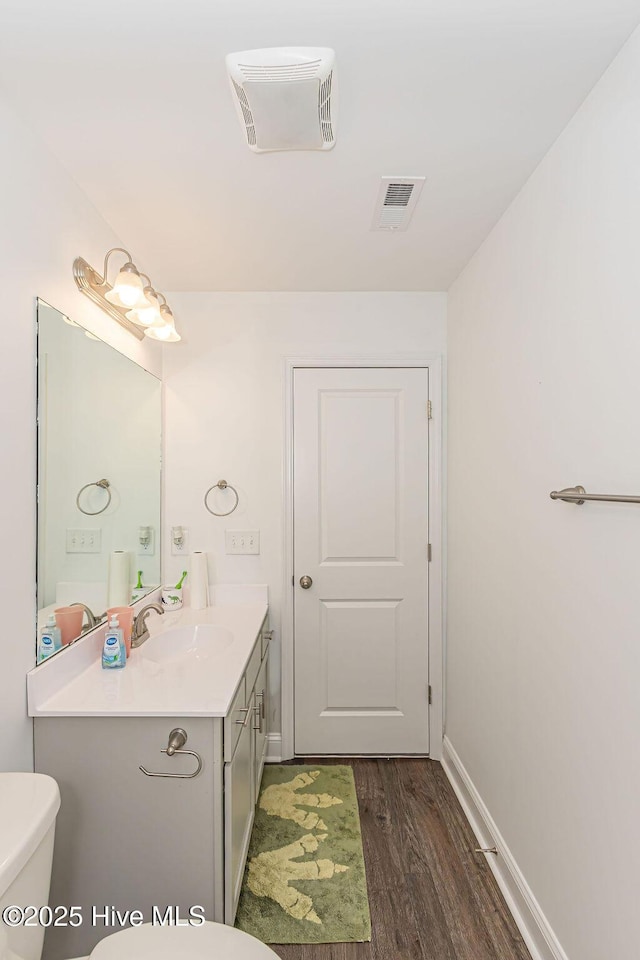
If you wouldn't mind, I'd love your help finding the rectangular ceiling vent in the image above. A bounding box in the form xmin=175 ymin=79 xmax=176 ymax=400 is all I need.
xmin=226 ymin=48 xmax=337 ymax=153
xmin=372 ymin=177 xmax=426 ymax=231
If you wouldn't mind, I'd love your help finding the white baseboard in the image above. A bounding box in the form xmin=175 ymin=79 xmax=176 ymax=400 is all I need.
xmin=442 ymin=737 xmax=569 ymax=960
xmin=265 ymin=733 xmax=283 ymax=763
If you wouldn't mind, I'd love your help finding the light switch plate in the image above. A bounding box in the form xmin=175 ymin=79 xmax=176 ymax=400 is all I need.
xmin=66 ymin=528 xmax=101 ymax=554
xmin=225 ymin=530 xmax=260 ymax=555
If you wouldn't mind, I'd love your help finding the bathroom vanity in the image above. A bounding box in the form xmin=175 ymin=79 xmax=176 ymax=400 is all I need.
xmin=28 ymin=600 xmax=270 ymax=960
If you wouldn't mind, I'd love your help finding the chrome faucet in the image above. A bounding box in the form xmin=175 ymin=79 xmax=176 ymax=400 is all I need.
xmin=70 ymin=602 xmax=103 ymax=633
xmin=131 ymin=603 xmax=164 ymax=648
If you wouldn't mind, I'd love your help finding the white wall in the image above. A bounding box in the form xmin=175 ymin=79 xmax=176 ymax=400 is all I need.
xmin=162 ymin=292 xmax=446 ymax=735
xmin=0 ymin=99 xmax=162 ymax=772
xmin=447 ymin=27 xmax=640 ymax=960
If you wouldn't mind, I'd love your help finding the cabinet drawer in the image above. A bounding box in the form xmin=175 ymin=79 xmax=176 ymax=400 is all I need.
xmin=244 ymin=636 xmax=262 ymax=700
xmin=224 ymin=677 xmax=247 ymax=762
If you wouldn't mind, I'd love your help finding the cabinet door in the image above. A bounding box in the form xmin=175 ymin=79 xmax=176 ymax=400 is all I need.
xmin=253 ymin=652 xmax=269 ymax=803
xmin=224 ymin=692 xmax=255 ymax=924
xmin=35 ymin=716 xmax=224 ymax=959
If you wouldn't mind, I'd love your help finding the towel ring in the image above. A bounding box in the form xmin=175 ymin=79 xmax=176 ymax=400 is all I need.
xmin=76 ymin=479 xmax=112 ymax=516
xmin=204 ymin=480 xmax=239 ymax=517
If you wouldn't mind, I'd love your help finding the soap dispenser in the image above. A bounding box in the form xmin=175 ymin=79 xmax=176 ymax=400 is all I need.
xmin=38 ymin=615 xmax=62 ymax=663
xmin=102 ymin=615 xmax=126 ymax=669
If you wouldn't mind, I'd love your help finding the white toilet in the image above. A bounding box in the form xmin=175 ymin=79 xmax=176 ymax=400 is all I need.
xmin=0 ymin=774 xmax=277 ymax=960
xmin=0 ymin=774 xmax=59 ymax=960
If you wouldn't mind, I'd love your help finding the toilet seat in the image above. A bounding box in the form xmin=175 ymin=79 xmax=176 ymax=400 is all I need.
xmin=88 ymin=921 xmax=278 ymax=959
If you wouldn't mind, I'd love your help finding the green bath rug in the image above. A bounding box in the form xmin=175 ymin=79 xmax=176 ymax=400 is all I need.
xmin=235 ymin=765 xmax=372 ymax=944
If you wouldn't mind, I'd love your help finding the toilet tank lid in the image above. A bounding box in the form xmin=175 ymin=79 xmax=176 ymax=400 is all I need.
xmin=0 ymin=774 xmax=60 ymax=895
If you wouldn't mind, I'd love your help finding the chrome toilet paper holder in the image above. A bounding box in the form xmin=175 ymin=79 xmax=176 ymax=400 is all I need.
xmin=139 ymin=728 xmax=203 ymax=779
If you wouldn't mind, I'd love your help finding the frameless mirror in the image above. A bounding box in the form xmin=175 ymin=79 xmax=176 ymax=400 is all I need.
xmin=36 ymin=299 xmax=161 ymax=662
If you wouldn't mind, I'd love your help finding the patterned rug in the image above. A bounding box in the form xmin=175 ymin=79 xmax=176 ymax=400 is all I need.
xmin=235 ymin=765 xmax=372 ymax=944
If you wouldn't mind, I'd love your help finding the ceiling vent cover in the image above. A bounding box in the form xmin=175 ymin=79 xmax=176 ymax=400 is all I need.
xmin=372 ymin=177 xmax=426 ymax=231
xmin=226 ymin=47 xmax=337 ymax=153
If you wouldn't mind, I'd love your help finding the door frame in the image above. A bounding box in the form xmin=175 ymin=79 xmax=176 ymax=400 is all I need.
xmin=281 ymin=356 xmax=444 ymax=761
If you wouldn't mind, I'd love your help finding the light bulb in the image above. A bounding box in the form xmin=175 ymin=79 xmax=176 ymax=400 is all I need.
xmin=104 ymin=262 xmax=145 ymax=308
xmin=144 ymin=304 xmax=181 ymax=342
xmin=117 ymin=284 xmax=143 ymax=307
xmin=125 ymin=288 xmax=161 ymax=327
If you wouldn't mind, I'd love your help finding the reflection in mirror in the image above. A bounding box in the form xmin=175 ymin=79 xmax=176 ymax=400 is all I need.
xmin=36 ymin=299 xmax=161 ymax=663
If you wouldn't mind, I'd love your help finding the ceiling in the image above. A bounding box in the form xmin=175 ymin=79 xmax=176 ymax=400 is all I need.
xmin=1 ymin=1 xmax=639 ymax=291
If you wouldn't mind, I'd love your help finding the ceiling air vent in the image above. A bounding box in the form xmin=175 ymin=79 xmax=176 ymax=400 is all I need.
xmin=226 ymin=47 xmax=337 ymax=153
xmin=372 ymin=177 xmax=426 ymax=231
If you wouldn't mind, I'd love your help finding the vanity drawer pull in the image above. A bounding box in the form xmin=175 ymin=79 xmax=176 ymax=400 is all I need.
xmin=252 ymin=705 xmax=262 ymax=732
xmin=235 ymin=707 xmax=250 ymax=725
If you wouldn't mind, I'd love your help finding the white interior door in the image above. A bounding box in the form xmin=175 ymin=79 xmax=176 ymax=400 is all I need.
xmin=293 ymin=367 xmax=430 ymax=755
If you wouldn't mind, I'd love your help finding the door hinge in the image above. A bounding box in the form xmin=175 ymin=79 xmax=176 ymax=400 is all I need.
xmin=427 ymin=543 xmax=432 ymax=562
xmin=428 ymin=685 xmax=432 ymax=705
xmin=292 ymin=575 xmax=295 ymax=586
xmin=427 ymin=400 xmax=433 ymax=420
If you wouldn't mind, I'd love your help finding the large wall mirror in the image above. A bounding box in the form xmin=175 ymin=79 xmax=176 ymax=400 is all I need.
xmin=36 ymin=299 xmax=162 ymax=662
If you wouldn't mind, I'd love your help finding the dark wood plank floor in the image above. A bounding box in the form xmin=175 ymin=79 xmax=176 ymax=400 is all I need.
xmin=272 ymin=759 xmax=531 ymax=960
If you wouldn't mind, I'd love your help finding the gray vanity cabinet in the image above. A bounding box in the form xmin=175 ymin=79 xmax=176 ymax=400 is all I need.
xmin=34 ymin=616 xmax=270 ymax=960
xmin=223 ymin=624 xmax=271 ymax=921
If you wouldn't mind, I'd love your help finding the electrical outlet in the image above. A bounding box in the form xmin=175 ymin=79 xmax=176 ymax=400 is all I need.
xmin=66 ymin=528 xmax=101 ymax=554
xmin=138 ymin=526 xmax=155 ymax=556
xmin=225 ymin=530 xmax=260 ymax=555
xmin=171 ymin=526 xmax=189 ymax=556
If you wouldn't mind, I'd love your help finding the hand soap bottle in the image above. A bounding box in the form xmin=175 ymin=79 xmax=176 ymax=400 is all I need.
xmin=102 ymin=615 xmax=126 ymax=669
xmin=38 ymin=615 xmax=62 ymax=663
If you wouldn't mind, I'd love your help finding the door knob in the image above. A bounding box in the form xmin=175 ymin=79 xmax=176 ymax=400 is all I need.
xmin=299 ymin=575 xmax=313 ymax=589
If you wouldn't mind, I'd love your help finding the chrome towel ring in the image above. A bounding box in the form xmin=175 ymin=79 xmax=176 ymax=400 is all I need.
xmin=204 ymin=479 xmax=239 ymax=517
xmin=76 ymin=478 xmax=112 ymax=516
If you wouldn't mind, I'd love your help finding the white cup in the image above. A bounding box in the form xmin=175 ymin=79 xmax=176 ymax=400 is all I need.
xmin=161 ymin=586 xmax=183 ymax=609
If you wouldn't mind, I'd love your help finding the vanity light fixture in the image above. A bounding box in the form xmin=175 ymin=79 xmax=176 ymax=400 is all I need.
xmin=73 ymin=248 xmax=181 ymax=343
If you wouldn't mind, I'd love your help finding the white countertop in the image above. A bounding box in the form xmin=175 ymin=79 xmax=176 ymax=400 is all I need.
xmin=28 ymin=600 xmax=268 ymax=718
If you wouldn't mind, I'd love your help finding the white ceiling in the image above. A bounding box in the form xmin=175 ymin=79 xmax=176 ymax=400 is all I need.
xmin=1 ymin=0 xmax=639 ymax=291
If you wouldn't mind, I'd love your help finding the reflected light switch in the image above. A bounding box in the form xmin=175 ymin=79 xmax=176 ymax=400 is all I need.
xmin=66 ymin=528 xmax=101 ymax=554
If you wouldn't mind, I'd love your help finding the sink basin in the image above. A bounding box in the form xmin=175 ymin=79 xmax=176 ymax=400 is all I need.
xmin=139 ymin=624 xmax=234 ymax=665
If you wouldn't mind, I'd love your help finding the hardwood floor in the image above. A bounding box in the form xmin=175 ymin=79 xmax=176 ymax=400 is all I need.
xmin=271 ymin=759 xmax=531 ymax=960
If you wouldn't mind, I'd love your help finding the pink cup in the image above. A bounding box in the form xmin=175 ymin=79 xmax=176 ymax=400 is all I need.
xmin=106 ymin=606 xmax=134 ymax=658
xmin=54 ymin=606 xmax=84 ymax=646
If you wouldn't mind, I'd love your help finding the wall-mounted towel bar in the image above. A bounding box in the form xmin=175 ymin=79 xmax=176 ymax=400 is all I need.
xmin=550 ymin=485 xmax=640 ymax=505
